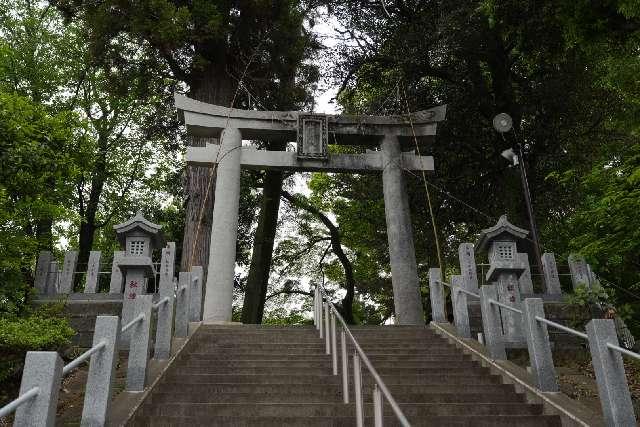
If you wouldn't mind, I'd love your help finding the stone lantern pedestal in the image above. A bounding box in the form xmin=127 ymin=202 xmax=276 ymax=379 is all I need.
xmin=113 ymin=212 xmax=165 ymax=347
xmin=477 ymin=215 xmax=530 ymax=345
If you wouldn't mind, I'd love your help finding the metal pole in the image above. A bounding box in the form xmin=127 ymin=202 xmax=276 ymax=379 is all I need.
xmin=516 ymin=143 xmax=545 ymax=291
xmin=331 ymin=312 xmax=338 ymax=375
xmin=353 ymin=352 xmax=364 ymax=427
xmin=313 ymin=288 xmax=318 ymax=328
xmin=341 ymin=329 xmax=349 ymax=403
xmin=319 ymin=297 xmax=324 ymax=339
xmin=373 ymin=384 xmax=384 ymax=427
xmin=324 ymin=303 xmax=331 ymax=355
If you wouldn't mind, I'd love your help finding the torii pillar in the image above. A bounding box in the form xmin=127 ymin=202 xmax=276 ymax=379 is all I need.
xmin=175 ymin=94 xmax=446 ymax=324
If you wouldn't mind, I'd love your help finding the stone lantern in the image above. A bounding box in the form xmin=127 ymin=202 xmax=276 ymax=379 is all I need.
xmin=476 ymin=215 xmax=529 ymax=344
xmin=113 ymin=212 xmax=164 ymax=345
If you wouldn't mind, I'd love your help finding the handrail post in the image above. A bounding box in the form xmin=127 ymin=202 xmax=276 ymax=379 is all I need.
xmin=81 ymin=316 xmax=120 ymax=425
xmin=452 ymin=276 xmax=471 ymax=338
xmin=154 ymin=295 xmax=175 ymax=360
xmin=428 ymin=268 xmax=446 ymax=322
xmin=126 ymin=294 xmax=153 ymax=391
xmin=353 ymin=352 xmax=364 ymax=427
xmin=521 ymin=298 xmax=558 ymax=392
xmin=14 ymin=351 xmax=62 ymax=427
xmin=174 ymin=272 xmax=190 ymax=338
xmin=479 ymin=285 xmax=506 ymax=359
xmin=373 ymin=384 xmax=384 ymax=427
xmin=313 ymin=287 xmax=318 ymax=328
xmin=341 ymin=329 xmax=349 ymax=403
xmin=586 ymin=319 xmax=636 ymax=426
xmin=324 ymin=302 xmax=331 ymax=355
xmin=188 ymin=266 xmax=204 ymax=321
xmin=331 ymin=312 xmax=338 ymax=375
xmin=319 ymin=296 xmax=324 ymax=338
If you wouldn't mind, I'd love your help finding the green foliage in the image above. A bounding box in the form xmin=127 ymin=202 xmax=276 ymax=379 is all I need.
xmin=262 ymin=308 xmax=311 ymax=325
xmin=566 ymin=284 xmax=610 ymax=308
xmin=0 ymin=302 xmax=74 ymax=387
xmin=0 ymin=90 xmax=83 ymax=312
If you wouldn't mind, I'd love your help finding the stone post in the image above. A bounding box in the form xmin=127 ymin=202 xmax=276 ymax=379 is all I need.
xmin=59 ymin=251 xmax=78 ymax=294
xmin=452 ymin=275 xmax=470 ymax=338
xmin=154 ymin=295 xmax=174 ymax=360
xmin=568 ymin=253 xmax=591 ymax=290
xmin=586 ymin=319 xmax=636 ymax=426
xmin=541 ymin=253 xmax=562 ymax=295
xmin=34 ymin=251 xmax=53 ymax=294
xmin=45 ymin=261 xmax=59 ymax=295
xmin=125 ymin=295 xmax=153 ymax=392
xmin=84 ymin=251 xmax=101 ymax=293
xmin=14 ymin=351 xmax=62 ymax=427
xmin=189 ymin=266 xmax=204 ymax=322
xmin=458 ymin=243 xmax=479 ymax=293
xmin=81 ymin=316 xmax=119 ymax=426
xmin=428 ymin=268 xmax=446 ymax=322
xmin=517 ymin=253 xmax=534 ymax=294
xmin=203 ymin=127 xmax=242 ymax=323
xmin=496 ymin=272 xmax=523 ymax=343
xmin=380 ymin=135 xmax=424 ymax=325
xmin=521 ymin=298 xmax=558 ymax=392
xmin=120 ymin=267 xmax=146 ymax=348
xmin=108 ymin=251 xmax=125 ymax=294
xmin=175 ymin=272 xmax=191 ymax=338
xmin=480 ymin=285 xmax=506 ymax=360
xmin=158 ymin=243 xmax=175 ymax=297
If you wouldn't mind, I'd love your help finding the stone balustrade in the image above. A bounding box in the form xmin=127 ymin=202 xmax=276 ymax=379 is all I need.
xmin=0 ymin=265 xmax=202 ymax=426
xmin=429 ymin=266 xmax=639 ymax=427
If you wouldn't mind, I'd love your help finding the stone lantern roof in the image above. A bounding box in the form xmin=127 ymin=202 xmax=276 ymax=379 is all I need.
xmin=476 ymin=215 xmax=529 ymax=253
xmin=113 ymin=212 xmax=165 ymax=249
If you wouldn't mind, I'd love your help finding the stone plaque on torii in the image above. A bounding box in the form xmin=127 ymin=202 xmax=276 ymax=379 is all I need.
xmin=175 ymin=94 xmax=446 ymax=325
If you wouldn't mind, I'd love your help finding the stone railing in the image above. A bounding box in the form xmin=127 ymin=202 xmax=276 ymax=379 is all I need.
xmin=0 ymin=270 xmax=202 ymax=426
xmin=429 ymin=268 xmax=639 ymax=427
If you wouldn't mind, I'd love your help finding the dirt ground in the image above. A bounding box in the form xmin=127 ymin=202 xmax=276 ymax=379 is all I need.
xmin=508 ymin=348 xmax=640 ymax=418
xmin=0 ymin=353 xmax=128 ymax=427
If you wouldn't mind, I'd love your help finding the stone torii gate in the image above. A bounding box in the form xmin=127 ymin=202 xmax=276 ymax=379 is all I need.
xmin=175 ymin=94 xmax=446 ymax=325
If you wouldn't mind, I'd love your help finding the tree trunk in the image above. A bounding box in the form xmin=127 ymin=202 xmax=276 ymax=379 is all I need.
xmin=241 ymin=146 xmax=286 ymax=323
xmin=179 ymin=63 xmax=234 ymax=281
xmin=77 ymin=135 xmax=108 ymax=269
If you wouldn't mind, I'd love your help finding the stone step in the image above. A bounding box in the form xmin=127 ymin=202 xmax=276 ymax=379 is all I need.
xmin=173 ymin=364 xmax=487 ymax=376
xmin=154 ymin=382 xmax=519 ymax=397
xmin=178 ymin=359 xmax=480 ymax=370
xmin=147 ymin=390 xmax=524 ymax=404
xmin=138 ymin=402 xmax=545 ymax=418
xmin=192 ymin=337 xmax=448 ymax=346
xmin=182 ymin=352 xmax=472 ymax=362
xmin=167 ymin=367 xmax=488 ymax=378
xmin=190 ymin=345 xmax=462 ymax=355
xmin=129 ymin=415 xmax=562 ymax=427
xmin=182 ymin=352 xmax=334 ymax=361
xmin=162 ymin=373 xmax=500 ymax=385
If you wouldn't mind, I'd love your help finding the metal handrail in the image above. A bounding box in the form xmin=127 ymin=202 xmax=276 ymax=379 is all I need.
xmin=62 ymin=340 xmax=107 ymax=375
xmin=437 ymin=280 xmax=480 ymax=299
xmin=488 ymin=298 xmax=523 ymax=314
xmin=0 ymin=387 xmax=39 ymax=418
xmin=535 ymin=316 xmax=588 ymax=340
xmin=316 ymin=284 xmax=411 ymax=427
xmin=152 ymin=296 xmax=170 ymax=310
xmin=607 ymin=342 xmax=640 ymax=360
xmin=121 ymin=313 xmax=145 ymax=333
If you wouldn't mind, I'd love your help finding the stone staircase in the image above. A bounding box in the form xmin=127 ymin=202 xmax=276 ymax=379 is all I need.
xmin=129 ymin=324 xmax=562 ymax=426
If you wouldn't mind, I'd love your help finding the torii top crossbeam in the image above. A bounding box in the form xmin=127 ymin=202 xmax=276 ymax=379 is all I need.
xmin=175 ymin=94 xmax=446 ymax=145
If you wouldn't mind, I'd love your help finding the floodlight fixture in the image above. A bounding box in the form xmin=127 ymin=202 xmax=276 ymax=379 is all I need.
xmin=500 ymin=148 xmax=518 ymax=166
xmin=493 ymin=113 xmax=513 ymax=133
